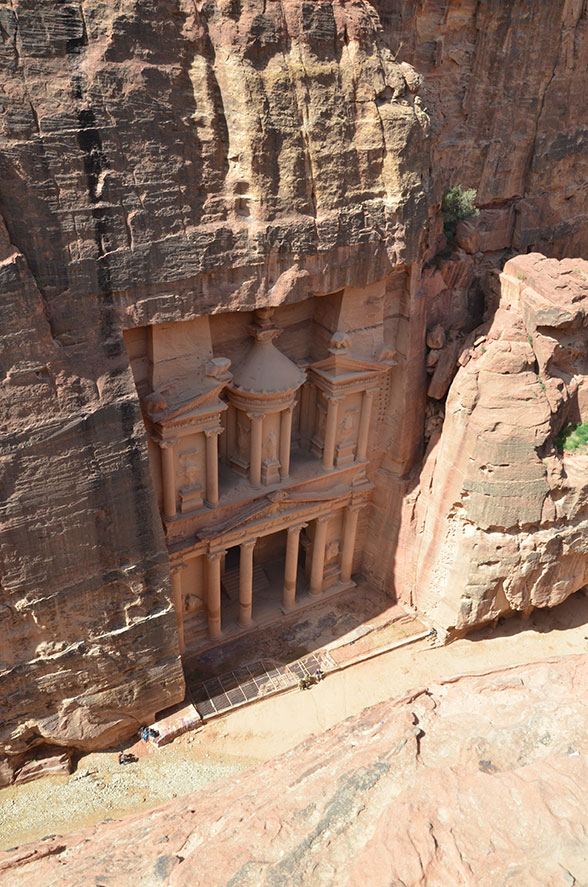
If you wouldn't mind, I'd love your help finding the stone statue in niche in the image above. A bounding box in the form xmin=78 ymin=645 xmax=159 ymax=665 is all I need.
xmin=264 ymin=430 xmax=277 ymax=461
xmin=180 ymin=448 xmax=201 ymax=488
xmin=316 ymin=396 xmax=327 ymax=438
xmin=340 ymin=411 xmax=355 ymax=439
xmin=326 ymin=540 xmax=340 ymax=562
xmin=237 ymin=417 xmax=250 ymax=456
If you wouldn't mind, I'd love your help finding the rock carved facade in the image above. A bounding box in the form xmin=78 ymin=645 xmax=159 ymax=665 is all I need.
xmin=126 ymin=296 xmax=393 ymax=652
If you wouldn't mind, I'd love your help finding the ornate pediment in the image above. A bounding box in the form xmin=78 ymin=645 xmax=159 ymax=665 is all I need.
xmin=308 ymin=333 xmax=393 ymax=396
xmin=142 ymin=358 xmax=232 ymax=433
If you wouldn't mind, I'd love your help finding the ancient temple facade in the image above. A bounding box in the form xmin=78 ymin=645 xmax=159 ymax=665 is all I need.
xmin=124 ymin=285 xmax=395 ymax=655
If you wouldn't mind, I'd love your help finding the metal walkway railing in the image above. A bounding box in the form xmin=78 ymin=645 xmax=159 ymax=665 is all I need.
xmin=191 ymin=651 xmax=335 ymax=720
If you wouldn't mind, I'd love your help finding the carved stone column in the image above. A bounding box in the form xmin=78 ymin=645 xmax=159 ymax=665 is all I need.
xmin=170 ymin=563 xmax=185 ymax=654
xmin=283 ymin=523 xmax=306 ymax=610
xmin=310 ymin=515 xmax=329 ymax=596
xmin=204 ymin=428 xmax=220 ymax=507
xmin=248 ymin=413 xmax=264 ymax=486
xmin=238 ymin=539 xmax=256 ymax=628
xmin=207 ymin=550 xmax=224 ymax=639
xmin=159 ymin=439 xmax=177 ymax=519
xmin=340 ymin=504 xmax=362 ymax=583
xmin=322 ymin=396 xmax=340 ymax=469
xmin=279 ymin=407 xmax=293 ymax=480
xmin=226 ymin=404 xmax=236 ymax=462
xmin=356 ymin=389 xmax=375 ymax=461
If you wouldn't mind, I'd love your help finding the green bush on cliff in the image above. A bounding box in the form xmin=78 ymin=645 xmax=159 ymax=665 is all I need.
xmin=555 ymin=421 xmax=588 ymax=452
xmin=441 ymin=185 xmax=478 ymax=234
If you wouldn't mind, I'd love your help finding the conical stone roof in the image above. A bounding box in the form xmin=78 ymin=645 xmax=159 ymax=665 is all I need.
xmin=230 ymin=312 xmax=305 ymax=396
xmin=231 ymin=332 xmax=305 ymax=395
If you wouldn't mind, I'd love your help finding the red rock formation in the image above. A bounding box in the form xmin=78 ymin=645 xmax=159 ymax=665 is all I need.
xmin=2 ymin=0 xmax=588 ymax=775
xmin=380 ymin=0 xmax=588 ymax=259
xmin=2 ymin=655 xmax=588 ymax=885
xmin=0 ymin=0 xmax=430 ymax=772
xmin=400 ymin=254 xmax=588 ymax=633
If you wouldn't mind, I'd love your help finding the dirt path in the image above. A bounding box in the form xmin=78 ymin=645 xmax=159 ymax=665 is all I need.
xmin=2 ymin=592 xmax=587 ymax=851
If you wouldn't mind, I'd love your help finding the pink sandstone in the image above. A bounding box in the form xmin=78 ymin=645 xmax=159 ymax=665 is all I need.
xmin=399 ymin=253 xmax=588 ymax=635
xmin=1 ymin=0 xmax=587 ymax=777
xmin=2 ymin=654 xmax=588 ymax=886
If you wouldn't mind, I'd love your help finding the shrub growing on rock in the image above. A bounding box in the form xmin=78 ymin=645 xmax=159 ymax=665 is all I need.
xmin=441 ymin=185 xmax=478 ymax=234
xmin=556 ymin=421 xmax=588 ymax=452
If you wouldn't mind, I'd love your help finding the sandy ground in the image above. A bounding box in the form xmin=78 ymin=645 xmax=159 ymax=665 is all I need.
xmin=2 ymin=591 xmax=588 ymax=851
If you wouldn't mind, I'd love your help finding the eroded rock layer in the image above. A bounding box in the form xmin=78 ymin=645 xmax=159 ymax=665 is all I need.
xmin=0 ymin=0 xmax=430 ymax=771
xmin=2 ymin=0 xmax=588 ymax=769
xmin=2 ymin=655 xmax=588 ymax=886
xmin=400 ymin=254 xmax=588 ymax=633
xmin=382 ymin=0 xmax=588 ymax=258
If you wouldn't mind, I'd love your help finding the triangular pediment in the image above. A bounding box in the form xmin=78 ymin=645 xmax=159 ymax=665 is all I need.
xmin=142 ymin=381 xmax=226 ymax=427
xmin=196 ymin=493 xmax=291 ymax=541
xmin=196 ymin=484 xmax=358 ymax=543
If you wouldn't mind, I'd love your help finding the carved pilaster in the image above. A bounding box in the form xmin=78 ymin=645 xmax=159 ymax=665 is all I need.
xmin=247 ymin=413 xmax=264 ymax=486
xmin=279 ymin=406 xmax=294 ymax=480
xmin=323 ymin=396 xmax=341 ymax=469
xmin=356 ymin=389 xmax=375 ymax=461
xmin=204 ymin=427 xmax=221 ymax=507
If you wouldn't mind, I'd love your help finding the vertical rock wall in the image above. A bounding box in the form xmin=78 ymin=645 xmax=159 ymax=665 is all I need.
xmin=378 ymin=0 xmax=588 ymax=258
xmin=0 ymin=0 xmax=431 ymax=771
xmin=399 ymin=254 xmax=588 ymax=634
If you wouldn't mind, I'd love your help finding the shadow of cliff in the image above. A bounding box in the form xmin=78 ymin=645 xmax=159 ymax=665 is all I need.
xmin=462 ymin=589 xmax=588 ymax=646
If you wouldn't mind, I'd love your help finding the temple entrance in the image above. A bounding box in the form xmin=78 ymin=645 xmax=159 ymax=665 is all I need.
xmin=254 ymin=529 xmax=287 ymax=600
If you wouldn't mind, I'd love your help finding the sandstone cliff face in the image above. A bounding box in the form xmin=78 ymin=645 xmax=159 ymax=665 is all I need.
xmin=381 ymin=0 xmax=588 ymax=259
xmin=0 ymin=0 xmax=430 ymax=770
xmin=2 ymin=0 xmax=588 ymax=771
xmin=400 ymin=254 xmax=588 ymax=633
xmin=3 ymin=655 xmax=588 ymax=886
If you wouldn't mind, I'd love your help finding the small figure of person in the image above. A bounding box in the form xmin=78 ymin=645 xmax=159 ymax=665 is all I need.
xmin=118 ymin=751 xmax=137 ymax=765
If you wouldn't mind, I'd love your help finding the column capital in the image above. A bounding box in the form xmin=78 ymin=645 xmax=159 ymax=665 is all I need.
xmin=315 ymin=514 xmax=330 ymax=527
xmin=207 ymin=549 xmax=226 ymax=562
xmin=324 ymin=392 xmax=345 ymax=404
xmin=246 ymin=411 xmax=264 ymax=423
xmin=157 ymin=437 xmax=178 ymax=450
xmin=170 ymin=561 xmax=187 ymax=574
xmin=204 ymin=426 xmax=223 ymax=438
xmin=287 ymin=522 xmax=308 ymax=536
xmin=347 ymin=500 xmax=366 ymax=513
xmin=240 ymin=539 xmax=256 ymax=552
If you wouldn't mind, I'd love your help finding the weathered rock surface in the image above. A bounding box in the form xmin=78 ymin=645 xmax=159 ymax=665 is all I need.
xmin=383 ymin=0 xmax=588 ymax=259
xmin=2 ymin=654 xmax=588 ymax=885
xmin=400 ymin=254 xmax=588 ymax=633
xmin=0 ymin=0 xmax=431 ymax=770
xmin=2 ymin=0 xmax=588 ymax=774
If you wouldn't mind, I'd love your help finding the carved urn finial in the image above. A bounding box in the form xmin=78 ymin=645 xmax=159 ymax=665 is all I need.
xmin=328 ymin=331 xmax=351 ymax=355
xmin=248 ymin=306 xmax=282 ymax=345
